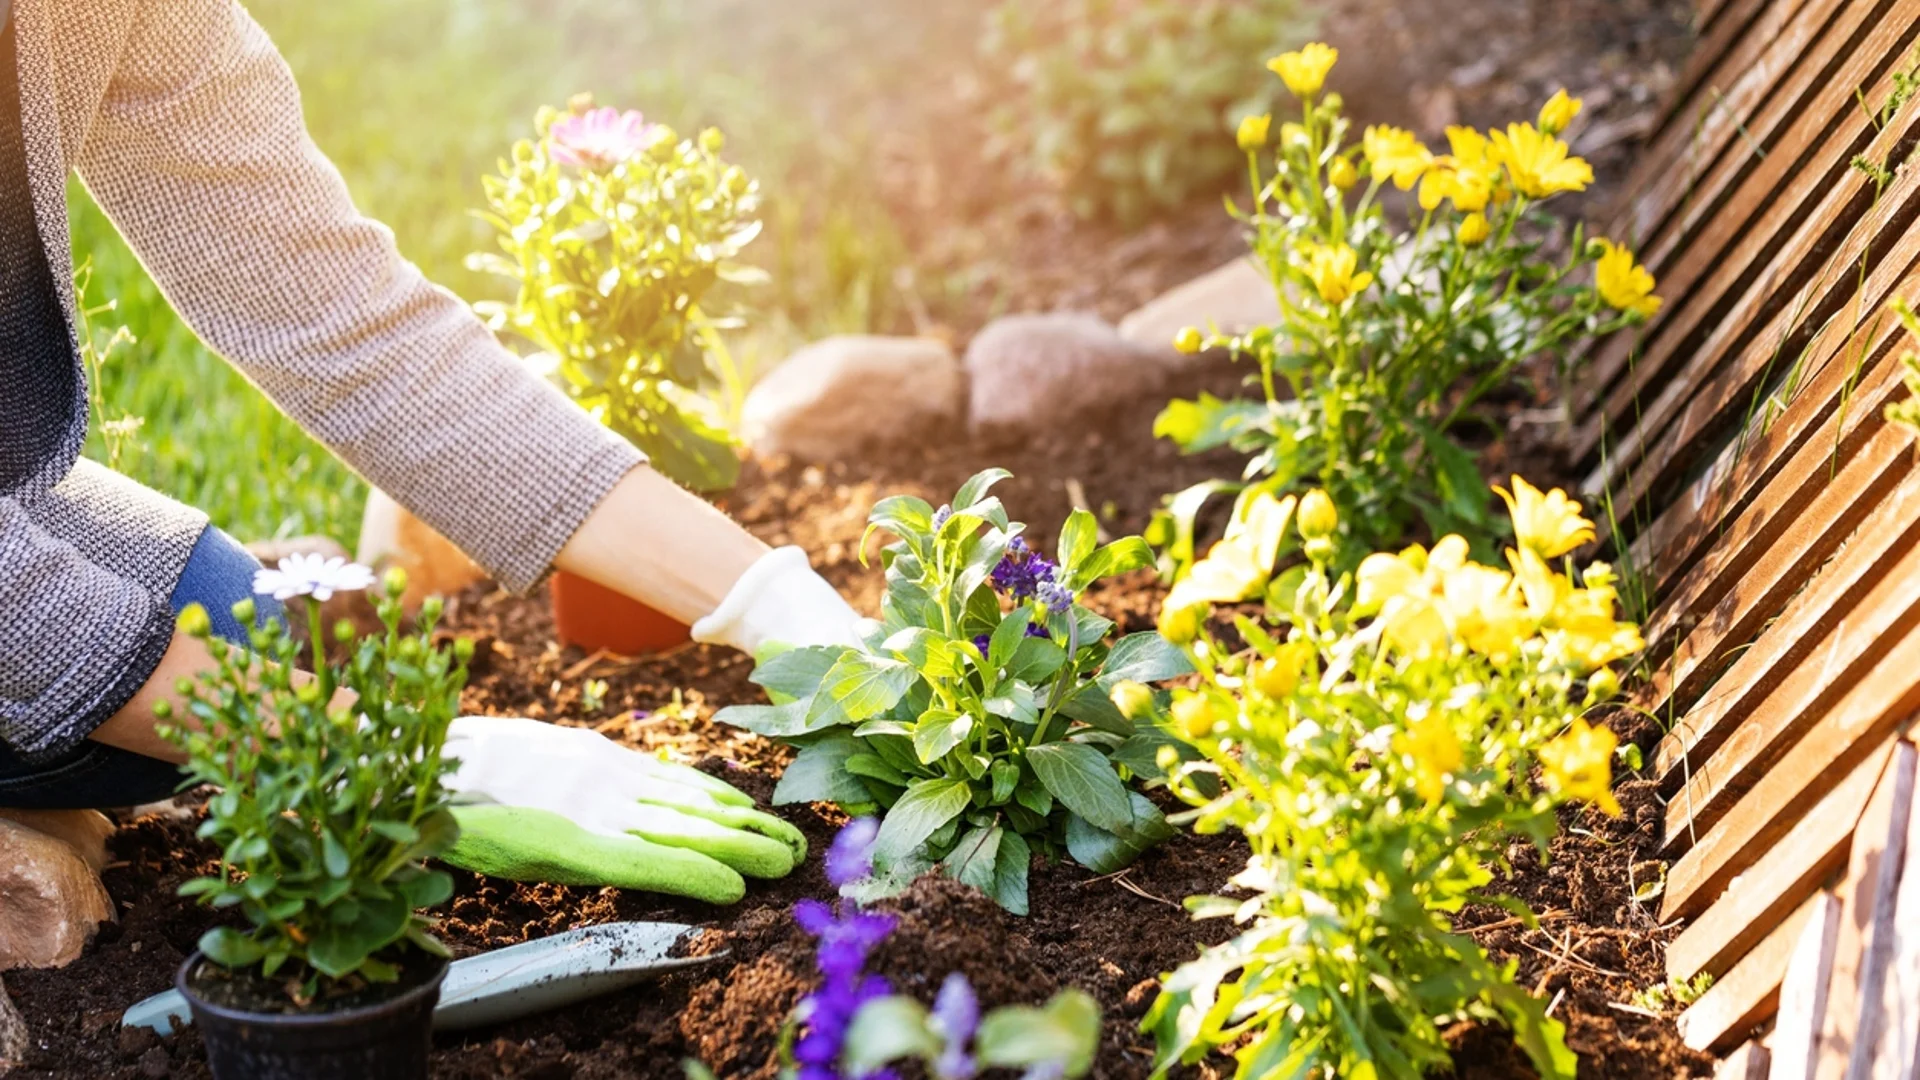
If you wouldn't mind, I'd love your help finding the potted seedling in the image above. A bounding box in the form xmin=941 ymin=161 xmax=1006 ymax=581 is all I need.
xmin=158 ymin=561 xmax=467 ymax=1080
xmin=472 ymin=95 xmax=763 ymax=654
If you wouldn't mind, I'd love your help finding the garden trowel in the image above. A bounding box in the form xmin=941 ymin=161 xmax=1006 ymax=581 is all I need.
xmin=121 ymin=920 xmax=719 ymax=1035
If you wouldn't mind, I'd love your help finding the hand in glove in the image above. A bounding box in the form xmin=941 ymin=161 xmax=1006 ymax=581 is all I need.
xmin=439 ymin=716 xmax=805 ymax=904
xmin=691 ymin=545 xmax=864 ymax=659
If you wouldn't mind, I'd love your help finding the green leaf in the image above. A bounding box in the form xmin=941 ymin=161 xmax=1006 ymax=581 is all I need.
xmin=884 ymin=628 xmax=961 ymax=680
xmin=952 ymin=468 xmax=1013 ymax=512
xmin=985 ymin=683 xmax=1041 ymax=727
xmin=717 ymin=699 xmax=838 ymax=738
xmin=991 ymin=829 xmax=1031 ymax=915
xmin=396 ymin=868 xmax=454 ymax=909
xmin=1100 ymin=632 xmax=1196 ymax=684
xmin=1008 ymin=636 xmax=1068 ymax=685
xmin=812 ymin=653 xmax=918 ymax=725
xmin=773 ymin=732 xmax=875 ymax=806
xmin=1153 ymin=393 xmax=1267 ymax=453
xmin=873 ymin=779 xmax=974 ymax=864
xmin=975 ymin=989 xmax=1102 ymax=1075
xmin=842 ymin=995 xmax=939 ymax=1075
xmin=1075 ymin=536 xmax=1154 ymax=587
xmin=368 ymin=821 xmax=419 ymax=845
xmin=948 ymin=824 xmax=1004 ymax=893
xmin=988 ymin=609 xmax=1035 ymax=671
xmin=1063 ymin=794 xmax=1173 ymax=874
xmin=321 ymin=830 xmax=350 ymax=879
xmin=989 ymin=760 xmax=1021 ymax=804
xmin=1057 ymin=682 xmax=1134 ymax=737
xmin=846 ymin=753 xmax=912 ymax=788
xmin=868 ymin=494 xmax=936 ymax=539
xmin=1057 ymin=509 xmax=1098 ymax=573
xmin=198 ymin=927 xmax=266 ymax=969
xmin=913 ymin=708 xmax=975 ymax=765
xmin=1110 ymin=730 xmax=1183 ymax=777
xmin=750 ymin=645 xmax=844 ymax=701
xmin=1026 ymin=743 xmax=1132 ymax=832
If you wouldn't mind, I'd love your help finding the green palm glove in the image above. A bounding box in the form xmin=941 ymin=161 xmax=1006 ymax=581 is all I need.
xmin=439 ymin=717 xmax=806 ymax=904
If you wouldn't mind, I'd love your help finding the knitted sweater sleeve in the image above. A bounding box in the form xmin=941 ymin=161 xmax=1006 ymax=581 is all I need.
xmin=70 ymin=0 xmax=643 ymax=592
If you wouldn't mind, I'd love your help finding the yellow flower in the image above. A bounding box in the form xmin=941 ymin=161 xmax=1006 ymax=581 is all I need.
xmin=1297 ymin=489 xmax=1338 ymax=540
xmin=1158 ymin=601 xmax=1203 ymax=645
xmin=1363 ymin=125 xmax=1433 ymax=191
xmin=1458 ymin=212 xmax=1491 ymax=245
xmin=1173 ymin=326 xmax=1204 ymax=354
xmin=1539 ymin=718 xmax=1621 ymax=815
xmin=1445 ymin=126 xmax=1494 ymax=169
xmin=1418 ymin=169 xmax=1448 ymax=212
xmin=1253 ymin=641 xmax=1313 ymax=699
xmin=1328 ymin=157 xmax=1358 ymax=190
xmin=1172 ymin=693 xmax=1222 ymax=740
xmin=1237 ymin=113 xmax=1272 ymax=152
xmin=1538 ymin=89 xmax=1583 ymax=136
xmin=1496 ymin=475 xmax=1595 ymax=558
xmin=1268 ymin=43 xmax=1338 ymax=98
xmin=1594 ymin=239 xmax=1662 ymax=318
xmin=1547 ymin=622 xmax=1645 ymax=674
xmin=1441 ymin=564 xmax=1532 ymax=662
xmin=1446 ymin=164 xmax=1494 ymax=212
xmin=1488 ymin=122 xmax=1592 ymax=198
xmin=1303 ymin=241 xmax=1373 ymax=305
xmin=1398 ymin=713 xmax=1463 ymax=804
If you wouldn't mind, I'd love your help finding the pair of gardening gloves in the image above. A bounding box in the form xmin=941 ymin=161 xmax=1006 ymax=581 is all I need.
xmin=442 ymin=546 xmax=862 ymax=905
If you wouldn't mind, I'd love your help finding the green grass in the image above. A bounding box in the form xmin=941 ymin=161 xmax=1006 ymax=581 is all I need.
xmin=77 ymin=0 xmax=944 ymax=543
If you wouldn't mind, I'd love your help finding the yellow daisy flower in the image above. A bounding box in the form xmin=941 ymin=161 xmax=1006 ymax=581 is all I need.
xmin=1495 ymin=475 xmax=1595 ymax=558
xmin=1458 ymin=212 xmax=1491 ymax=245
xmin=1594 ymin=239 xmax=1662 ymax=318
xmin=1363 ymin=125 xmax=1433 ymax=191
xmin=1398 ymin=712 xmax=1463 ymax=805
xmin=1302 ymin=241 xmax=1373 ymax=305
xmin=1489 ymin=122 xmax=1592 ymax=198
xmin=1539 ymin=718 xmax=1621 ymax=815
xmin=1267 ymin=43 xmax=1338 ymax=98
xmin=1237 ymin=113 xmax=1272 ymax=152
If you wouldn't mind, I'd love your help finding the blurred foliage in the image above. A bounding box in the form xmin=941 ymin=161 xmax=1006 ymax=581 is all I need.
xmin=981 ymin=0 xmax=1305 ymax=224
xmin=76 ymin=0 xmax=973 ymax=541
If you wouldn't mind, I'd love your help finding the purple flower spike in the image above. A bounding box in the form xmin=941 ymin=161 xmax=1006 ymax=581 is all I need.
xmin=972 ymin=633 xmax=993 ymax=655
xmin=826 ymin=817 xmax=881 ymax=888
xmin=1026 ymin=622 xmax=1051 ymax=639
xmin=991 ymin=537 xmax=1060 ymax=603
xmin=1036 ymin=580 xmax=1074 ymax=615
xmin=930 ymin=973 xmax=981 ymax=1079
xmin=932 ymin=505 xmax=954 ymax=530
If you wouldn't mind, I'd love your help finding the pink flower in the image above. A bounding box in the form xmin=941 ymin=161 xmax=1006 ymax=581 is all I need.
xmin=548 ymin=107 xmax=658 ymax=169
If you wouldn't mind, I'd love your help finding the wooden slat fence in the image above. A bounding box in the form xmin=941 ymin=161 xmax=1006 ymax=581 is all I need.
xmin=1567 ymin=0 xmax=1920 ymax=1057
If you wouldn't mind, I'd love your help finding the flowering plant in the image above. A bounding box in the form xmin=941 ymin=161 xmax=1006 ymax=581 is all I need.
xmin=979 ymin=0 xmax=1303 ymax=223
xmin=764 ymin=820 xmax=1100 ymax=1080
xmin=472 ymin=96 xmax=763 ymax=491
xmin=1136 ymin=479 xmax=1639 ymax=1078
xmin=159 ymin=564 xmax=469 ymax=999
xmin=715 ymin=470 xmax=1193 ymax=913
xmin=1153 ymin=45 xmax=1660 ymax=571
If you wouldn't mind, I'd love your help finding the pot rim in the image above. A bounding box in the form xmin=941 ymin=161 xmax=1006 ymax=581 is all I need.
xmin=174 ymin=949 xmax=449 ymax=1028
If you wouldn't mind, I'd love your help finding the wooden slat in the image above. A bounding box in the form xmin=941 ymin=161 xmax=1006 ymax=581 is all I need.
xmin=1768 ymin=891 xmax=1845 ymax=1075
xmin=1721 ymin=1039 xmax=1773 ymax=1080
xmin=1664 ymin=737 xmax=1888 ymax=968
xmin=1867 ymin=788 xmax=1920 ymax=1079
xmin=1655 ymin=612 xmax=1920 ymax=891
xmin=1815 ymin=742 xmax=1916 ymax=1080
xmin=1574 ymin=0 xmax=1906 ymax=429
xmin=1651 ymin=447 xmax=1920 ymax=811
xmin=1679 ymin=889 xmax=1824 ymax=1052
xmin=1583 ymin=122 xmax=1920 ymax=538
xmin=1624 ymin=290 xmax=1910 ymax=604
xmin=1650 ymin=0 xmax=1795 ymax=154
xmin=1639 ymin=409 xmax=1914 ymax=736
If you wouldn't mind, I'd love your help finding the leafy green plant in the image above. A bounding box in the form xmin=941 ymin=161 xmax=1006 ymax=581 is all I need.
xmin=159 ymin=567 xmax=468 ymax=999
xmin=1135 ymin=480 xmax=1640 ymax=1078
xmin=714 ymin=469 xmax=1194 ymax=913
xmin=980 ymin=0 xmax=1303 ymax=223
xmin=472 ymin=96 xmax=764 ymax=491
xmin=1153 ymin=48 xmax=1658 ymax=576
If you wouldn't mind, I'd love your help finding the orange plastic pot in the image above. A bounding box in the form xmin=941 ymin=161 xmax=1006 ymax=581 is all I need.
xmin=548 ymin=570 xmax=691 ymax=655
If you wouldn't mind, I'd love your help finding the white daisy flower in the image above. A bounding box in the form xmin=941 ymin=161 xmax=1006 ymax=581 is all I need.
xmin=253 ymin=553 xmax=378 ymax=602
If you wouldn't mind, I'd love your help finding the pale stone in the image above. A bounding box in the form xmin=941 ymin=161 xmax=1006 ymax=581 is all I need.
xmin=1117 ymin=257 xmax=1280 ymax=354
xmin=356 ymin=488 xmax=487 ymax=610
xmin=742 ymin=336 xmax=962 ymax=461
xmin=965 ymin=312 xmax=1175 ymax=434
xmin=0 ymin=975 xmax=26 ymax=1072
xmin=0 ymin=819 xmax=113 ymax=971
xmin=0 ymin=810 xmax=113 ymax=873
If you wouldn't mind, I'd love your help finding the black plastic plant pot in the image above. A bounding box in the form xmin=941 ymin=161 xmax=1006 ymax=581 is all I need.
xmin=175 ymin=951 xmax=449 ymax=1080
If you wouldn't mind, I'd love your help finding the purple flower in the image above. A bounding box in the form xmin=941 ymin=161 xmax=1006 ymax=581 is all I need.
xmin=1026 ymin=621 xmax=1051 ymax=638
xmin=826 ymin=817 xmax=880 ymax=888
xmin=929 ymin=973 xmax=981 ymax=1079
xmin=972 ymin=633 xmax=992 ymax=654
xmin=991 ymin=537 xmax=1059 ymax=602
xmin=932 ymin=504 xmax=954 ymax=530
xmin=1036 ymin=580 xmax=1074 ymax=615
xmin=548 ymin=106 xmax=660 ymax=169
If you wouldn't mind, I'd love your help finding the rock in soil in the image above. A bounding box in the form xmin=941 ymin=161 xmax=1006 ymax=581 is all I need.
xmin=964 ymin=312 xmax=1191 ymax=435
xmin=0 ymin=818 xmax=113 ymax=971
xmin=743 ymin=334 xmax=962 ymax=461
xmin=0 ymin=975 xmax=26 ymax=1072
xmin=0 ymin=811 xmax=113 ymax=874
xmin=1118 ymin=256 xmax=1282 ymax=355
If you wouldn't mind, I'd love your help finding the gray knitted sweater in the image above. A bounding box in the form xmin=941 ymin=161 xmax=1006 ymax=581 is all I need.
xmin=0 ymin=0 xmax=643 ymax=761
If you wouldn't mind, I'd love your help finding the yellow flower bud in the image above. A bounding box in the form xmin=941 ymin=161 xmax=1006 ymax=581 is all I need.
xmin=153 ymin=698 xmax=173 ymax=721
xmin=1171 ymin=694 xmax=1219 ymax=740
xmin=333 ymin=618 xmax=356 ymax=643
xmin=699 ymin=127 xmax=725 ymax=153
xmin=1297 ymin=488 xmax=1338 ymax=540
xmin=1110 ymin=680 xmax=1157 ymax=720
xmin=229 ymin=597 xmax=256 ymax=627
xmin=421 ymin=595 xmax=445 ymax=624
xmin=1236 ymin=113 xmax=1272 ymax=153
xmin=382 ymin=566 xmax=409 ymax=600
xmin=1159 ymin=602 xmax=1204 ymax=645
xmin=1253 ymin=653 xmax=1301 ymax=700
xmin=1173 ymin=326 xmax=1205 ymax=355
xmin=1458 ymin=212 xmax=1491 ymax=246
xmin=177 ymin=602 xmax=212 ymax=639
xmin=1328 ymin=157 xmax=1358 ymax=190
xmin=1538 ymin=89 xmax=1583 ymax=136
xmin=454 ymin=636 xmax=477 ymax=663
xmin=566 ymin=91 xmax=596 ymax=116
xmin=1584 ymin=666 xmax=1621 ymax=705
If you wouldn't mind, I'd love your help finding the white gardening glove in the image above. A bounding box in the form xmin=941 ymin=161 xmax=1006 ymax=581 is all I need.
xmin=689 ymin=545 xmax=863 ymax=658
xmin=439 ymin=717 xmax=806 ymax=903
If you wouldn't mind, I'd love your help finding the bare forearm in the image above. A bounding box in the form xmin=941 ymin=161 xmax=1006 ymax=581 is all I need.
xmin=90 ymin=632 xmax=337 ymax=763
xmin=554 ymin=465 xmax=768 ymax=624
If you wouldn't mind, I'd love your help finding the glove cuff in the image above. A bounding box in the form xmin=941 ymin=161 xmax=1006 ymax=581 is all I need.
xmin=690 ymin=545 xmax=812 ymax=653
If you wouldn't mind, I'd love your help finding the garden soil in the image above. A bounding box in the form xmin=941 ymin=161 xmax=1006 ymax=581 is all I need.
xmin=9 ymin=380 xmax=1710 ymax=1079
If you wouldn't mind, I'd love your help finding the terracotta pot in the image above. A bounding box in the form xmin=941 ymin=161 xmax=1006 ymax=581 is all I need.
xmin=549 ymin=570 xmax=690 ymax=655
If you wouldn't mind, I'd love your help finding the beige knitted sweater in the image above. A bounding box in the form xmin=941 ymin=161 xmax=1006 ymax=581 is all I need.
xmin=0 ymin=0 xmax=643 ymax=759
